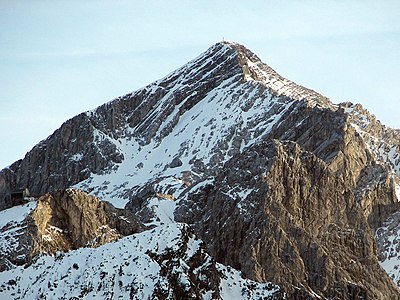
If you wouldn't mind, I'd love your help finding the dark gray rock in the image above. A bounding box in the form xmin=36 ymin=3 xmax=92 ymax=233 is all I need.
xmin=0 ymin=113 xmax=124 ymax=210
xmin=169 ymin=157 xmax=183 ymax=169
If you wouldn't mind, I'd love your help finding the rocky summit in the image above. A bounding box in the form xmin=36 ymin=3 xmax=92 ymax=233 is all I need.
xmin=0 ymin=41 xmax=400 ymax=299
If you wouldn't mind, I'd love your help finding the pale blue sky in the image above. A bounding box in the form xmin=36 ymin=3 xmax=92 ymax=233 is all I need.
xmin=1 ymin=0 xmax=399 ymax=168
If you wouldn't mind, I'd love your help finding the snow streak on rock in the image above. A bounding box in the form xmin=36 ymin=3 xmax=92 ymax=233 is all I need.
xmin=74 ymin=42 xmax=325 ymax=209
xmin=342 ymin=102 xmax=400 ymax=175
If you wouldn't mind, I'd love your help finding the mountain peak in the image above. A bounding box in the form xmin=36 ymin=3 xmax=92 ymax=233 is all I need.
xmin=204 ymin=41 xmax=333 ymax=108
xmin=150 ymin=40 xmax=332 ymax=109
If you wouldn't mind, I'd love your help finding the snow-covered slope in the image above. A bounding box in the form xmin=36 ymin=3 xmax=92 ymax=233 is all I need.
xmin=77 ymin=48 xmax=285 ymax=207
xmin=0 ymin=202 xmax=36 ymax=271
xmin=73 ymin=41 xmax=337 ymax=209
xmin=0 ymin=223 xmax=284 ymax=299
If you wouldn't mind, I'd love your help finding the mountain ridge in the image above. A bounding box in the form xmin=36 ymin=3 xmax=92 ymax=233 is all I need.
xmin=1 ymin=41 xmax=400 ymax=299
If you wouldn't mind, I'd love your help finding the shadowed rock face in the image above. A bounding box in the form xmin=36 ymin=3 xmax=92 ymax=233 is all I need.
xmin=0 ymin=188 xmax=142 ymax=271
xmin=0 ymin=114 xmax=124 ymax=211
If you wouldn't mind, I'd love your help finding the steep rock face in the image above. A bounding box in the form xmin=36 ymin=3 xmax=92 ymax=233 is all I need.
xmin=31 ymin=189 xmax=142 ymax=252
xmin=176 ymin=139 xmax=399 ymax=299
xmin=0 ymin=162 xmax=28 ymax=211
xmin=0 ymin=114 xmax=123 ymax=210
xmin=0 ymin=189 xmax=142 ymax=271
xmin=342 ymin=102 xmax=400 ymax=173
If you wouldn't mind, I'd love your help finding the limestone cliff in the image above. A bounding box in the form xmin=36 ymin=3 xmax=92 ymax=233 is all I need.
xmin=0 ymin=189 xmax=142 ymax=271
xmin=175 ymin=139 xmax=399 ymax=299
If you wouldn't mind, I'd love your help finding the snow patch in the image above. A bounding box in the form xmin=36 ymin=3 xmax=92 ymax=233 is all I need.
xmin=146 ymin=197 xmax=176 ymax=226
xmin=69 ymin=153 xmax=83 ymax=162
xmin=395 ymin=184 xmax=400 ymax=202
xmin=218 ymin=264 xmax=284 ymax=299
xmin=0 ymin=202 xmax=36 ymax=229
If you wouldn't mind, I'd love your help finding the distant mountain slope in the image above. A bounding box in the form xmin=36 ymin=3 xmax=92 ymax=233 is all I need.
xmin=1 ymin=41 xmax=400 ymax=299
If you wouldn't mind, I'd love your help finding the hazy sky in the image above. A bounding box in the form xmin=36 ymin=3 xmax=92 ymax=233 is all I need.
xmin=1 ymin=0 xmax=399 ymax=168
